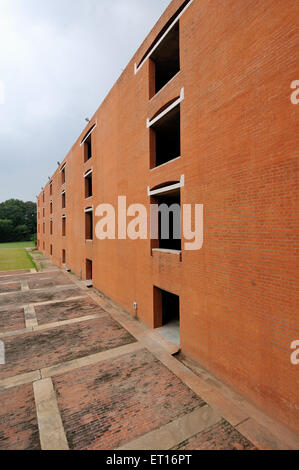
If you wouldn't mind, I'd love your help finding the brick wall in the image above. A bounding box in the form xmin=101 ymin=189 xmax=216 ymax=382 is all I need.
xmin=37 ymin=0 xmax=298 ymax=434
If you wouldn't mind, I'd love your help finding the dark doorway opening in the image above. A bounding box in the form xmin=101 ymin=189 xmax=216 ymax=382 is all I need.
xmin=86 ymin=259 xmax=93 ymax=281
xmin=154 ymin=286 xmax=180 ymax=346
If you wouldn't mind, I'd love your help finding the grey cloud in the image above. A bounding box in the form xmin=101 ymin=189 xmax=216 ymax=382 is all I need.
xmin=0 ymin=0 xmax=171 ymax=202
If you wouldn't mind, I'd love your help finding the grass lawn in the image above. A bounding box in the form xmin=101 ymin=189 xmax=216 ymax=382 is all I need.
xmin=0 ymin=241 xmax=37 ymax=272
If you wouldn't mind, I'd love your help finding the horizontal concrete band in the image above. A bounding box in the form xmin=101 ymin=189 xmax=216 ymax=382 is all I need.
xmin=0 ymin=283 xmax=76 ymax=297
xmin=0 ymin=295 xmax=88 ymax=314
xmin=0 ymin=342 xmax=143 ymax=390
xmin=118 ymin=405 xmax=222 ymax=450
xmin=0 ymin=312 xmax=107 ymax=339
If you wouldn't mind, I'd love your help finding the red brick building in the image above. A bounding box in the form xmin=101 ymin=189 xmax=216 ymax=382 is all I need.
xmin=37 ymin=0 xmax=298 ymax=434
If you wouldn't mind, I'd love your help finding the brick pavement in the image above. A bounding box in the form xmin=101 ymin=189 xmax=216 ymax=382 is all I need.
xmin=0 ymin=259 xmax=298 ymax=450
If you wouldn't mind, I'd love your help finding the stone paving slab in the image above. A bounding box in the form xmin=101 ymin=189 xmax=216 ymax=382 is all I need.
xmin=35 ymin=297 xmax=106 ymax=325
xmin=0 ymin=317 xmax=136 ymax=380
xmin=0 ymin=307 xmax=26 ymax=333
xmin=53 ymin=348 xmax=205 ymax=450
xmin=0 ymin=384 xmax=40 ymax=450
xmin=175 ymin=418 xmax=257 ymax=450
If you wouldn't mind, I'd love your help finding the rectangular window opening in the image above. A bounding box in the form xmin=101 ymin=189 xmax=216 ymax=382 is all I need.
xmin=50 ymin=220 xmax=53 ymax=235
xmin=153 ymin=287 xmax=180 ymax=346
xmin=85 ymin=173 xmax=93 ymax=198
xmin=62 ymin=192 xmax=66 ymax=209
xmin=62 ymin=249 xmax=66 ymax=265
xmin=151 ymin=188 xmax=181 ymax=251
xmin=62 ymin=217 xmax=66 ymax=237
xmin=61 ymin=167 xmax=66 ymax=185
xmin=149 ymin=22 xmax=180 ymax=97
xmin=50 ymin=183 xmax=53 ymax=196
xmin=84 ymin=135 xmax=92 ymax=162
xmin=85 ymin=211 xmax=93 ymax=240
xmin=50 ymin=244 xmax=53 ymax=256
xmin=150 ymin=104 xmax=180 ymax=168
xmin=86 ymin=259 xmax=93 ymax=281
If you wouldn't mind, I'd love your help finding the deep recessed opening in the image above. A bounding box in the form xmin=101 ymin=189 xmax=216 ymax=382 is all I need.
xmin=86 ymin=259 xmax=93 ymax=281
xmin=85 ymin=210 xmax=93 ymax=240
xmin=84 ymin=135 xmax=92 ymax=162
xmin=50 ymin=244 xmax=53 ymax=256
xmin=61 ymin=167 xmax=66 ymax=185
xmin=43 ymin=222 xmax=45 ymax=234
xmin=62 ymin=192 xmax=66 ymax=209
xmin=85 ymin=173 xmax=93 ymax=198
xmin=50 ymin=183 xmax=53 ymax=196
xmin=150 ymin=104 xmax=180 ymax=168
xmin=62 ymin=217 xmax=66 ymax=237
xmin=62 ymin=249 xmax=66 ymax=264
xmin=151 ymin=188 xmax=181 ymax=251
xmin=50 ymin=220 xmax=53 ymax=235
xmin=154 ymin=286 xmax=180 ymax=346
xmin=50 ymin=201 xmax=53 ymax=214
xmin=150 ymin=22 xmax=180 ymax=97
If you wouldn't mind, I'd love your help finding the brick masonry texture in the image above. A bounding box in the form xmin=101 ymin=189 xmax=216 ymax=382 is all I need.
xmin=175 ymin=419 xmax=257 ymax=450
xmin=0 ymin=283 xmax=21 ymax=294
xmin=0 ymin=317 xmax=136 ymax=379
xmin=0 ymin=286 xmax=79 ymax=310
xmin=27 ymin=273 xmax=71 ymax=290
xmin=0 ymin=307 xmax=26 ymax=333
xmin=37 ymin=0 xmax=299 ymax=434
xmin=35 ymin=297 xmax=105 ymax=325
xmin=53 ymin=348 xmax=205 ymax=450
xmin=0 ymin=272 xmax=59 ymax=283
xmin=0 ymin=384 xmax=40 ymax=450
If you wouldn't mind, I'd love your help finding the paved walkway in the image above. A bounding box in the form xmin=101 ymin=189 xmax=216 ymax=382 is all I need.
xmin=0 ymin=253 xmax=298 ymax=450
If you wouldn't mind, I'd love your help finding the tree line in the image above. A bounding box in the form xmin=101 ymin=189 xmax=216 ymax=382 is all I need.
xmin=0 ymin=199 xmax=37 ymax=243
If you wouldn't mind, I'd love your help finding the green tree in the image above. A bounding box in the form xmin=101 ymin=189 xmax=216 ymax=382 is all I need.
xmin=0 ymin=199 xmax=37 ymax=242
xmin=0 ymin=219 xmax=14 ymax=242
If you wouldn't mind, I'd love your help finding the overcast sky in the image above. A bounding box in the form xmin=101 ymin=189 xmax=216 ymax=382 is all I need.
xmin=0 ymin=0 xmax=171 ymax=203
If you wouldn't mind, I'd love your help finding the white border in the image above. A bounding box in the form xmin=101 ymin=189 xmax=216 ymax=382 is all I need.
xmin=147 ymin=88 xmax=184 ymax=128
xmin=84 ymin=169 xmax=93 ymax=178
xmin=80 ymin=120 xmax=98 ymax=147
xmin=134 ymin=0 xmax=194 ymax=74
xmin=84 ymin=206 xmax=93 ymax=213
xmin=147 ymin=174 xmax=185 ymax=197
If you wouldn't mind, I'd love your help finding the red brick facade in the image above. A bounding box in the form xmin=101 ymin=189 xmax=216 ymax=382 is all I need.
xmin=37 ymin=0 xmax=298 ymax=434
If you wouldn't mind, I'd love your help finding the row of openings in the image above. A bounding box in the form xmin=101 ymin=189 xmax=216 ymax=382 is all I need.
xmin=55 ymin=212 xmax=93 ymax=240
xmin=42 ymin=172 xmax=91 ymax=219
